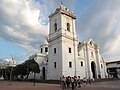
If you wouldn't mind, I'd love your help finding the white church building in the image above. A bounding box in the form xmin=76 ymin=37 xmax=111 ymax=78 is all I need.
xmin=29 ymin=4 xmax=107 ymax=80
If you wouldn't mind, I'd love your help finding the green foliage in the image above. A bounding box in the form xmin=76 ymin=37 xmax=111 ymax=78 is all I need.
xmin=0 ymin=67 xmax=2 ymax=77
xmin=13 ymin=63 xmax=28 ymax=77
xmin=12 ymin=58 xmax=40 ymax=80
xmin=0 ymin=59 xmax=40 ymax=80
xmin=0 ymin=66 xmax=14 ymax=80
xmin=25 ymin=59 xmax=40 ymax=73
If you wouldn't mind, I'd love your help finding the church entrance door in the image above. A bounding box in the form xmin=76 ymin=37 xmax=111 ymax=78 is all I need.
xmin=91 ymin=61 xmax=96 ymax=78
xmin=42 ymin=67 xmax=45 ymax=79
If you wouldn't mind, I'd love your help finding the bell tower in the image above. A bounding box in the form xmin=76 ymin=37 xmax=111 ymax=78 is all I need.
xmin=47 ymin=4 xmax=78 ymax=80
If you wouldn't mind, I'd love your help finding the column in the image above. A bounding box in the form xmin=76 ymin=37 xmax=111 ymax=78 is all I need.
xmin=85 ymin=44 xmax=91 ymax=79
xmin=95 ymin=45 xmax=101 ymax=78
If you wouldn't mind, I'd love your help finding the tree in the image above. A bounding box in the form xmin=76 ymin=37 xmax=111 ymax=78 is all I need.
xmin=25 ymin=59 xmax=40 ymax=86
xmin=12 ymin=59 xmax=40 ymax=81
xmin=13 ymin=63 xmax=28 ymax=80
xmin=26 ymin=59 xmax=40 ymax=73
xmin=24 ymin=59 xmax=40 ymax=80
xmin=0 ymin=67 xmax=2 ymax=77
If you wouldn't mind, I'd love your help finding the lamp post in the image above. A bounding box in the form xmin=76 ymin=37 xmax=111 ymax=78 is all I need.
xmin=9 ymin=58 xmax=15 ymax=85
xmin=33 ymin=72 xmax=36 ymax=86
xmin=9 ymin=67 xmax=13 ymax=85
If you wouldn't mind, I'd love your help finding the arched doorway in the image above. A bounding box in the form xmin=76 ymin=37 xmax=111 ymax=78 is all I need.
xmin=42 ymin=67 xmax=45 ymax=79
xmin=91 ymin=61 xmax=96 ymax=78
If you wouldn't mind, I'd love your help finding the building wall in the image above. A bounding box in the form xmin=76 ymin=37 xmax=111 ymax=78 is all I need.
xmin=76 ymin=59 xmax=86 ymax=79
xmin=77 ymin=40 xmax=107 ymax=79
xmin=106 ymin=61 xmax=120 ymax=78
xmin=29 ymin=53 xmax=46 ymax=79
xmin=29 ymin=5 xmax=107 ymax=80
xmin=47 ymin=38 xmax=63 ymax=80
xmin=61 ymin=37 xmax=78 ymax=77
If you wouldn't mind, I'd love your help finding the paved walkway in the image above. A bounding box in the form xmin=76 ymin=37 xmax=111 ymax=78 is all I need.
xmin=88 ymin=80 xmax=120 ymax=89
xmin=0 ymin=80 xmax=120 ymax=90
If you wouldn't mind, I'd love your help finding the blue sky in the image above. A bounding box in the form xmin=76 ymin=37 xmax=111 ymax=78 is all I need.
xmin=0 ymin=0 xmax=120 ymax=63
xmin=0 ymin=39 xmax=24 ymax=57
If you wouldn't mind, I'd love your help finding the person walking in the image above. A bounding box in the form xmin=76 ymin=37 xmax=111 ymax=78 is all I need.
xmin=62 ymin=76 xmax=66 ymax=89
xmin=83 ymin=77 xmax=87 ymax=86
xmin=88 ymin=77 xmax=91 ymax=85
xmin=74 ymin=76 xmax=77 ymax=88
xmin=77 ymin=76 xmax=81 ymax=88
xmin=71 ymin=77 xmax=75 ymax=90
xmin=66 ymin=76 xmax=71 ymax=88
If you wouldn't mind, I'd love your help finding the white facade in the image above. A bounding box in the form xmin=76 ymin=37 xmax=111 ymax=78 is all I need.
xmin=29 ymin=4 xmax=107 ymax=80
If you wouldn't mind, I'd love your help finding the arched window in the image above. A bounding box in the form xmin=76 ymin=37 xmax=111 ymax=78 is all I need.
xmin=54 ymin=23 xmax=57 ymax=32
xmin=81 ymin=61 xmax=83 ymax=66
xmin=90 ymin=42 xmax=92 ymax=45
xmin=54 ymin=62 xmax=56 ymax=68
xmin=101 ymin=64 xmax=103 ymax=68
xmin=69 ymin=47 xmax=71 ymax=53
xmin=69 ymin=61 xmax=72 ymax=68
xmin=67 ymin=23 xmax=70 ymax=31
xmin=45 ymin=47 xmax=48 ymax=52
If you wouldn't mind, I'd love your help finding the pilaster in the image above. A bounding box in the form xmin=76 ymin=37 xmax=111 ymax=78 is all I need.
xmin=95 ymin=45 xmax=101 ymax=78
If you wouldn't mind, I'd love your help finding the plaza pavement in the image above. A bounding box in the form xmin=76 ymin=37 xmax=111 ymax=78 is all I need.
xmin=0 ymin=80 xmax=120 ymax=90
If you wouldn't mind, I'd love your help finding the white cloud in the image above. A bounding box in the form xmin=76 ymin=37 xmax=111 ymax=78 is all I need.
xmin=0 ymin=0 xmax=72 ymax=55
xmin=1 ymin=0 xmax=120 ymax=61
xmin=0 ymin=0 xmax=48 ymax=53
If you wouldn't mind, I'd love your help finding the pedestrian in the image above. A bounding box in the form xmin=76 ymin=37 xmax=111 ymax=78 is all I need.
xmin=71 ymin=77 xmax=75 ymax=90
xmin=88 ymin=77 xmax=91 ymax=85
xmin=60 ymin=77 xmax=62 ymax=87
xmin=91 ymin=78 xmax=94 ymax=83
xmin=83 ymin=77 xmax=87 ymax=86
xmin=66 ymin=76 xmax=70 ymax=88
xmin=62 ymin=76 xmax=66 ymax=89
xmin=74 ymin=76 xmax=77 ymax=88
xmin=77 ymin=76 xmax=81 ymax=88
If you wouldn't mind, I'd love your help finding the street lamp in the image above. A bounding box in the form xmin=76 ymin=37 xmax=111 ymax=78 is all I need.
xmin=8 ymin=58 xmax=16 ymax=85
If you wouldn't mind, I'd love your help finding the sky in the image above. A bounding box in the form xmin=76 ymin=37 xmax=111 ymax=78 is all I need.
xmin=0 ymin=0 xmax=120 ymax=63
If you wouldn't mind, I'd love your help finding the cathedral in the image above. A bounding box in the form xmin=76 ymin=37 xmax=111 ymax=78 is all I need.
xmin=29 ymin=4 xmax=107 ymax=80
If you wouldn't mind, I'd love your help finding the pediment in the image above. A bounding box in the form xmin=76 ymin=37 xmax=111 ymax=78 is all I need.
xmin=87 ymin=38 xmax=96 ymax=47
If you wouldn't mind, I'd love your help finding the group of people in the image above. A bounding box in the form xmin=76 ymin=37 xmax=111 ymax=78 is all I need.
xmin=60 ymin=76 xmax=94 ymax=90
